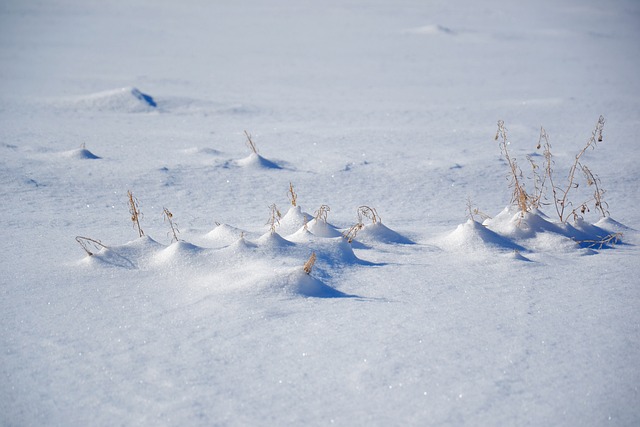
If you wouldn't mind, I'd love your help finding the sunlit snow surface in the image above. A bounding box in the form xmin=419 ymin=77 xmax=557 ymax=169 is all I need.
xmin=1 ymin=0 xmax=640 ymax=426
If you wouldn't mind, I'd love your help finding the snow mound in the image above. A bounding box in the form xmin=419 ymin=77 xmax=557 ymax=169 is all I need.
xmin=203 ymin=223 xmax=247 ymax=247
xmin=180 ymin=147 xmax=222 ymax=156
xmin=595 ymin=216 xmax=635 ymax=234
xmin=311 ymin=236 xmax=369 ymax=266
xmin=276 ymin=206 xmax=312 ymax=236
xmin=152 ymin=241 xmax=205 ymax=266
xmin=279 ymin=269 xmax=354 ymax=298
xmin=483 ymin=208 xmax=564 ymax=240
xmin=84 ymin=236 xmax=163 ymax=269
xmin=67 ymin=87 xmax=157 ymax=113
xmin=235 ymin=152 xmax=282 ymax=169
xmin=305 ymin=218 xmax=343 ymax=238
xmin=481 ymin=207 xmax=626 ymax=251
xmin=220 ymin=236 xmax=259 ymax=255
xmin=353 ymin=222 xmax=414 ymax=245
xmin=404 ymin=24 xmax=456 ymax=36
xmin=441 ymin=219 xmax=526 ymax=253
xmin=257 ymin=231 xmax=295 ymax=249
xmin=60 ymin=146 xmax=101 ymax=159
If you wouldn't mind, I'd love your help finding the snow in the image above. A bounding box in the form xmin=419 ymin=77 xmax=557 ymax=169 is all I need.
xmin=1 ymin=0 xmax=640 ymax=426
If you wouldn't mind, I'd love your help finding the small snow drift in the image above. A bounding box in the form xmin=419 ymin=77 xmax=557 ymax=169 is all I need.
xmin=276 ymin=206 xmax=312 ymax=236
xmin=180 ymin=147 xmax=222 ymax=156
xmin=484 ymin=208 xmax=565 ymax=240
xmin=66 ymin=87 xmax=157 ymax=113
xmin=404 ymin=24 xmax=456 ymax=36
xmin=481 ymin=207 xmax=627 ymax=251
xmin=595 ymin=216 xmax=635 ymax=234
xmin=281 ymin=269 xmax=354 ymax=298
xmin=152 ymin=241 xmax=205 ymax=266
xmin=256 ymin=231 xmax=295 ymax=249
xmin=353 ymin=222 xmax=414 ymax=245
xmin=442 ymin=219 xmax=526 ymax=253
xmin=60 ymin=146 xmax=101 ymax=160
xmin=236 ymin=152 xmax=282 ymax=169
xmin=305 ymin=218 xmax=343 ymax=238
xmin=203 ymin=223 xmax=247 ymax=247
xmin=80 ymin=236 xmax=164 ymax=269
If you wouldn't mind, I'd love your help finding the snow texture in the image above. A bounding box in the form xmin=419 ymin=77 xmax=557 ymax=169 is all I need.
xmin=1 ymin=0 xmax=639 ymax=426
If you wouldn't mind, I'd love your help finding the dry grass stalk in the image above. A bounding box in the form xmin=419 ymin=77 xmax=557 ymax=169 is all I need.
xmin=303 ymin=252 xmax=317 ymax=275
xmin=244 ymin=130 xmax=258 ymax=154
xmin=267 ymin=203 xmax=282 ymax=233
xmin=495 ymin=120 xmax=530 ymax=216
xmin=75 ymin=236 xmax=108 ymax=256
xmin=162 ymin=207 xmax=180 ymax=242
xmin=343 ymin=206 xmax=381 ymax=242
xmin=575 ymin=232 xmax=622 ymax=249
xmin=358 ymin=206 xmax=380 ymax=224
xmin=466 ymin=198 xmax=491 ymax=222
xmin=342 ymin=223 xmax=363 ymax=243
xmin=581 ymin=165 xmax=608 ymax=217
xmin=496 ymin=116 xmax=607 ymax=224
xmin=314 ymin=204 xmax=331 ymax=223
xmin=545 ymin=115 xmax=606 ymax=222
xmin=127 ymin=190 xmax=144 ymax=237
xmin=288 ymin=182 xmax=298 ymax=207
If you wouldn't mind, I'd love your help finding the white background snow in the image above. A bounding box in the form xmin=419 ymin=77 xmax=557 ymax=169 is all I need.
xmin=1 ymin=0 xmax=639 ymax=425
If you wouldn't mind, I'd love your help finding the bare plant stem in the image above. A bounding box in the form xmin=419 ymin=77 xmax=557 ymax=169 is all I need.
xmin=127 ymin=190 xmax=144 ymax=237
xmin=554 ymin=115 xmax=605 ymax=222
xmin=303 ymin=252 xmax=317 ymax=274
xmin=75 ymin=236 xmax=108 ymax=256
xmin=314 ymin=205 xmax=331 ymax=223
xmin=163 ymin=207 xmax=180 ymax=242
xmin=244 ymin=130 xmax=258 ymax=154
xmin=267 ymin=203 xmax=281 ymax=233
xmin=496 ymin=120 xmax=529 ymax=215
xmin=288 ymin=182 xmax=298 ymax=207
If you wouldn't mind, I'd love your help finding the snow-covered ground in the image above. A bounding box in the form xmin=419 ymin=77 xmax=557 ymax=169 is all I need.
xmin=1 ymin=1 xmax=639 ymax=425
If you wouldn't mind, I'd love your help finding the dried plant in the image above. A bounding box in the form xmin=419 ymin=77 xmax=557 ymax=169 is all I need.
xmin=314 ymin=204 xmax=331 ymax=223
xmin=267 ymin=203 xmax=282 ymax=233
xmin=127 ymin=190 xmax=144 ymax=237
xmin=358 ymin=206 xmax=380 ymax=224
xmin=525 ymin=128 xmax=551 ymax=210
xmin=495 ymin=120 xmax=530 ymax=216
xmin=244 ymin=130 xmax=258 ymax=154
xmin=574 ymin=232 xmax=622 ymax=249
xmin=544 ymin=115 xmax=607 ymax=222
xmin=495 ymin=116 xmax=608 ymax=224
xmin=303 ymin=252 xmax=317 ymax=275
xmin=466 ymin=198 xmax=491 ymax=222
xmin=581 ymin=165 xmax=608 ymax=217
xmin=288 ymin=182 xmax=298 ymax=207
xmin=343 ymin=206 xmax=381 ymax=243
xmin=162 ymin=207 xmax=180 ymax=242
xmin=75 ymin=236 xmax=108 ymax=256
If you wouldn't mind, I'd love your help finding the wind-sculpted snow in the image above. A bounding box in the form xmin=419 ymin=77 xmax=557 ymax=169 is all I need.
xmin=440 ymin=207 xmax=629 ymax=256
xmin=58 ymin=87 xmax=158 ymax=113
xmin=3 ymin=0 xmax=640 ymax=426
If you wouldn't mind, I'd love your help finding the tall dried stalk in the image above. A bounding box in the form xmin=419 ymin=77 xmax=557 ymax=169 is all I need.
xmin=244 ymin=130 xmax=258 ymax=154
xmin=495 ymin=120 xmax=529 ymax=215
xmin=127 ymin=190 xmax=144 ymax=237
xmin=267 ymin=203 xmax=281 ymax=233
xmin=303 ymin=252 xmax=317 ymax=275
xmin=163 ymin=207 xmax=180 ymax=242
xmin=547 ymin=115 xmax=606 ymax=222
xmin=288 ymin=182 xmax=298 ymax=207
xmin=314 ymin=205 xmax=331 ymax=223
